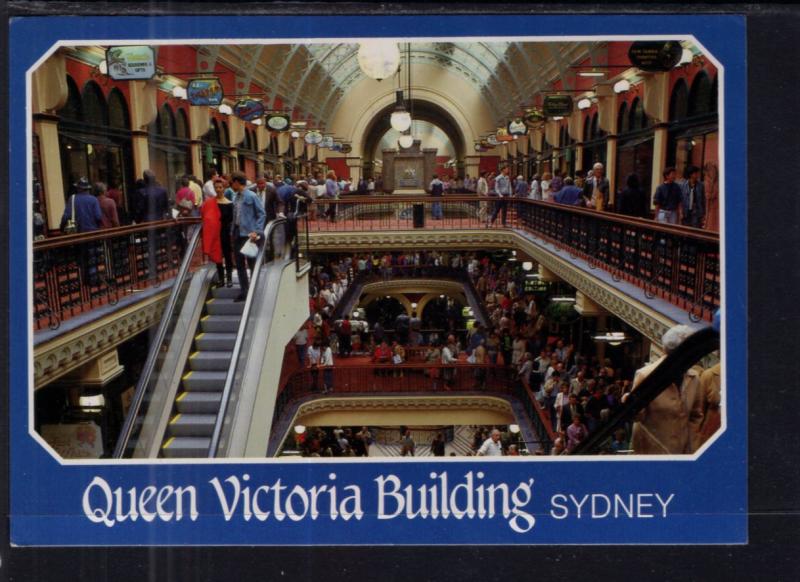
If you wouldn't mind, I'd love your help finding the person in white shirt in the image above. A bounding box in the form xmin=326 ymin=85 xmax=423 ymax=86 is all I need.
xmin=203 ymin=169 xmax=219 ymax=199
xmin=477 ymin=429 xmax=503 ymax=456
xmin=307 ymin=340 xmax=322 ymax=392
xmin=476 ymin=171 xmax=489 ymax=222
xmin=530 ymin=174 xmax=541 ymax=200
xmin=441 ymin=337 xmax=458 ymax=389
xmin=320 ymin=339 xmax=335 ymax=393
xmin=367 ymin=179 xmax=375 ymax=193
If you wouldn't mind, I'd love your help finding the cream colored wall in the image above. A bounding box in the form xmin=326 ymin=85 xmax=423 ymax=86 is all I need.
xmin=328 ymin=63 xmax=497 ymax=158
xmin=299 ymin=408 xmax=514 ymax=427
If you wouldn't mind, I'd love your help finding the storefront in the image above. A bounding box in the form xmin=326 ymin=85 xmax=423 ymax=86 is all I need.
xmin=57 ymin=78 xmax=134 ymax=212
xmin=666 ymin=71 xmax=719 ymax=230
xmin=202 ymin=118 xmax=232 ymax=177
xmin=581 ymin=112 xmax=607 ymax=171
xmin=615 ymin=97 xmax=654 ymax=207
xmin=148 ymin=102 xmax=191 ymax=192
xmin=558 ymin=123 xmax=576 ymax=178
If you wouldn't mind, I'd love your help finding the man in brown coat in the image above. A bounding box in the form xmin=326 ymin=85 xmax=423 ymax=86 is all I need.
xmin=629 ymin=325 xmax=705 ymax=455
xmin=698 ymin=362 xmax=721 ymax=444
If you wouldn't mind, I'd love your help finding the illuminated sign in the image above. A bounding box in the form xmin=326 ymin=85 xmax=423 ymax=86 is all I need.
xmin=187 ymin=78 xmax=223 ymax=106
xmin=233 ymin=98 xmax=266 ymax=122
xmin=265 ymin=114 xmax=291 ymax=131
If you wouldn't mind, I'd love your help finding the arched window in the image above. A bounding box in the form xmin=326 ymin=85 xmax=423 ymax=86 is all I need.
xmin=590 ymin=113 xmax=599 ymax=140
xmin=175 ymin=108 xmax=189 ymax=139
xmin=709 ymin=74 xmax=718 ymax=113
xmin=207 ymin=119 xmax=221 ymax=144
xmin=617 ymin=101 xmax=629 ymax=134
xmin=583 ymin=115 xmax=591 ymax=142
xmin=58 ymin=76 xmax=82 ymax=121
xmin=688 ymin=72 xmax=712 ymax=117
xmin=107 ymin=89 xmax=129 ymax=129
xmin=629 ymin=98 xmax=648 ymax=131
xmin=669 ymin=79 xmax=689 ymax=122
xmin=158 ymin=104 xmax=176 ymax=137
xmin=81 ymin=81 xmax=108 ymax=127
xmin=221 ymin=121 xmax=230 ymax=146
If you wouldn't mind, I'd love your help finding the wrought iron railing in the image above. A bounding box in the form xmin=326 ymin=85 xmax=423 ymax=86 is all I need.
xmin=33 ymin=219 xmax=200 ymax=331
xmin=309 ymin=195 xmax=720 ymax=321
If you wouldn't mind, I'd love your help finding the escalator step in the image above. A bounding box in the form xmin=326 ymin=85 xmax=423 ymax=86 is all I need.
xmin=176 ymin=391 xmax=223 ymax=414
xmin=195 ymin=332 xmax=237 ymax=351
xmin=167 ymin=413 xmax=217 ymax=437
xmin=211 ymin=286 xmax=241 ymax=300
xmin=200 ymin=315 xmax=241 ymax=333
xmin=162 ymin=436 xmax=211 ymax=458
xmin=182 ymin=370 xmax=227 ymax=391
xmin=206 ymin=298 xmax=246 ymax=316
xmin=189 ymin=350 xmax=233 ymax=371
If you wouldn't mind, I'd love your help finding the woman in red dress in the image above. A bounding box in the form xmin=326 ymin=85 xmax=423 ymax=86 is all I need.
xmin=200 ymin=184 xmax=224 ymax=285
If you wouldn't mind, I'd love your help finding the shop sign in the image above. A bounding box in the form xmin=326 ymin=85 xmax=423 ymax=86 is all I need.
xmin=233 ymin=98 xmax=266 ymax=122
xmin=496 ymin=127 xmax=513 ymax=142
xmin=523 ymin=108 xmax=545 ymax=127
xmin=486 ymin=135 xmax=499 ymax=147
xmin=187 ymin=78 xmax=224 ymax=106
xmin=105 ymin=46 xmax=156 ymax=80
xmin=266 ymin=113 xmax=291 ymax=131
xmin=319 ymin=136 xmax=335 ymax=149
xmin=474 ymin=142 xmax=489 ymax=152
xmin=628 ymin=41 xmax=683 ymax=72
xmin=340 ymin=143 xmax=353 ymax=154
xmin=543 ymin=95 xmax=573 ymax=117
xmin=331 ymin=142 xmax=343 ymax=152
xmin=304 ymin=130 xmax=323 ymax=145
xmin=507 ymin=118 xmax=528 ymax=136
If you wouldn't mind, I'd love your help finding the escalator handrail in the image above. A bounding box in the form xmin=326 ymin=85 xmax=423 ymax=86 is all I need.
xmin=569 ymin=325 xmax=720 ymax=455
xmin=207 ymin=218 xmax=287 ymax=457
xmin=112 ymin=223 xmax=203 ymax=458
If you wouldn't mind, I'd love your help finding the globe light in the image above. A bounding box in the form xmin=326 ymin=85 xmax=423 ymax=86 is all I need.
xmin=291 ymin=130 xmax=300 ymax=139
xmin=577 ymin=97 xmax=592 ymax=110
xmin=391 ymin=110 xmax=412 ymax=132
xmin=522 ymin=261 xmax=533 ymax=271
xmin=679 ymin=48 xmax=694 ymax=66
xmin=171 ymin=85 xmax=187 ymax=99
xmin=98 ymin=59 xmax=108 ymax=75
xmin=357 ymin=40 xmax=401 ymax=80
xmin=398 ymin=133 xmax=414 ymax=148
xmin=252 ymin=118 xmax=263 ymax=126
xmin=218 ymin=103 xmax=233 ymax=115
xmin=294 ymin=425 xmax=306 ymax=434
xmin=613 ymin=79 xmax=631 ymax=94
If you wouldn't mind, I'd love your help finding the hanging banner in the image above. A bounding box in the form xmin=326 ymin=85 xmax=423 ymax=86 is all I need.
xmin=233 ymin=98 xmax=266 ymax=122
xmin=507 ymin=118 xmax=528 ymax=136
xmin=628 ymin=40 xmax=683 ymax=72
xmin=543 ymin=95 xmax=574 ymax=117
xmin=187 ymin=78 xmax=223 ymax=106
xmin=304 ymin=130 xmax=323 ymax=145
xmin=265 ymin=113 xmax=291 ymax=132
xmin=105 ymin=46 xmax=156 ymax=80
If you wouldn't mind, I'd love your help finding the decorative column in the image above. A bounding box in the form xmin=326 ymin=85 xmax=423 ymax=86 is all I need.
xmin=31 ymin=50 xmax=68 ymax=229
xmin=596 ymin=83 xmax=618 ymax=205
xmin=128 ymin=79 xmax=159 ymax=178
xmin=346 ymin=157 xmax=362 ymax=185
xmin=188 ymin=106 xmax=210 ymax=178
xmin=464 ymin=155 xmax=480 ymax=180
xmin=643 ymin=72 xmax=671 ymax=204
xmin=255 ymin=125 xmax=269 ymax=177
xmin=34 ymin=115 xmax=66 ymax=229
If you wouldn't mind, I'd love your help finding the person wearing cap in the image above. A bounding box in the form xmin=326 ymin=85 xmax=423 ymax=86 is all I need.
xmin=60 ymin=177 xmax=102 ymax=233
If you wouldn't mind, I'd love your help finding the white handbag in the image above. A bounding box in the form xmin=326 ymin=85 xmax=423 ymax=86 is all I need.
xmin=239 ymin=239 xmax=258 ymax=258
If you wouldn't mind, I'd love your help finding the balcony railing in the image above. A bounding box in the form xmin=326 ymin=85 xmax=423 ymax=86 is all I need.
xmin=32 ymin=219 xmax=202 ymax=331
xmin=270 ymin=362 xmax=555 ymax=452
xmin=309 ymin=195 xmax=720 ymax=321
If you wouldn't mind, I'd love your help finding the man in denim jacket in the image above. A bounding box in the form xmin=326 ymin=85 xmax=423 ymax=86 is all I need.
xmin=230 ymin=171 xmax=266 ymax=301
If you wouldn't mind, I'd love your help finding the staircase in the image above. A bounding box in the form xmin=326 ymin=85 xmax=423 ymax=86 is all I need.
xmin=367 ymin=426 xmax=476 ymax=457
xmin=161 ymin=284 xmax=243 ymax=458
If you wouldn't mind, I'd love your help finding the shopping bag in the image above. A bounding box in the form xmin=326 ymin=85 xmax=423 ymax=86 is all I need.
xmin=240 ymin=239 xmax=258 ymax=258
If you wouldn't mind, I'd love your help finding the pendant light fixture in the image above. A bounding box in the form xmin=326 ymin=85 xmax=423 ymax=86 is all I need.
xmin=357 ymin=39 xmax=401 ymax=81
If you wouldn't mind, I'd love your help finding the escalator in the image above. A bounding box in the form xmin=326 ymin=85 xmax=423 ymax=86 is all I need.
xmin=114 ymin=216 xmax=311 ymax=459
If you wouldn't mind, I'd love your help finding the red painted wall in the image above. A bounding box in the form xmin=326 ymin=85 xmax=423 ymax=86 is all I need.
xmin=479 ymin=156 xmax=501 ymax=174
xmin=325 ymin=158 xmax=349 ymax=180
